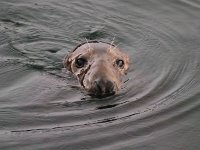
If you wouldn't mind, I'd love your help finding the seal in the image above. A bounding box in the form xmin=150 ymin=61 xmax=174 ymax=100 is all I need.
xmin=63 ymin=41 xmax=129 ymax=97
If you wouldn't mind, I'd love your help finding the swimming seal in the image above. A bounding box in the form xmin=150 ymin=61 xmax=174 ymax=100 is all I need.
xmin=63 ymin=41 xmax=129 ymax=97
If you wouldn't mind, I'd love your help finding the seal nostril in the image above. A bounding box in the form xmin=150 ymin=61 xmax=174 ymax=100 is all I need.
xmin=94 ymin=79 xmax=106 ymax=93
xmin=106 ymin=80 xmax=114 ymax=93
xmin=94 ymin=80 xmax=103 ymax=93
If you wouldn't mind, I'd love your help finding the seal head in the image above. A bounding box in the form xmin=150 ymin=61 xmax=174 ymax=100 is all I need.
xmin=64 ymin=41 xmax=129 ymax=97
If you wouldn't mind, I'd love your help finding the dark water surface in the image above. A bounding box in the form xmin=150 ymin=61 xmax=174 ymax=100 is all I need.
xmin=0 ymin=0 xmax=200 ymax=149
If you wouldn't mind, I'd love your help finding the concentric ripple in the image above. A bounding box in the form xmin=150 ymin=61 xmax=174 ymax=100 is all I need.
xmin=0 ymin=0 xmax=200 ymax=150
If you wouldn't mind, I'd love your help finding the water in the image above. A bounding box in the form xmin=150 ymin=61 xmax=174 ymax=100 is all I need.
xmin=0 ymin=0 xmax=200 ymax=149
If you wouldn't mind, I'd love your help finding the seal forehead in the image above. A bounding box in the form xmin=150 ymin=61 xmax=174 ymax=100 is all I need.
xmin=75 ymin=42 xmax=122 ymax=56
xmin=78 ymin=42 xmax=111 ymax=52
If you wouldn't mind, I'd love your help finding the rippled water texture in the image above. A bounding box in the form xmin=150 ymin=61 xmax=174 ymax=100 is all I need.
xmin=0 ymin=0 xmax=200 ymax=149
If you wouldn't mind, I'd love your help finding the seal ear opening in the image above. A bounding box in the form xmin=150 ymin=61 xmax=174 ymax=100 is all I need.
xmin=63 ymin=53 xmax=73 ymax=72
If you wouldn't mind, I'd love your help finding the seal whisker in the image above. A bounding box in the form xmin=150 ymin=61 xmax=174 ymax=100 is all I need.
xmin=113 ymin=43 xmax=120 ymax=51
xmin=108 ymin=37 xmax=116 ymax=52
xmin=85 ymin=38 xmax=91 ymax=52
xmin=110 ymin=37 xmax=115 ymax=45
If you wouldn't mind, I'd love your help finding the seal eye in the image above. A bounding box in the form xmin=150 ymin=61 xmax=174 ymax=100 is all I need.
xmin=75 ymin=58 xmax=87 ymax=68
xmin=116 ymin=59 xmax=124 ymax=68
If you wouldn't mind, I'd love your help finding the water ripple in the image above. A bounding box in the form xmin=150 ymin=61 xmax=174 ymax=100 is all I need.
xmin=0 ymin=0 xmax=200 ymax=149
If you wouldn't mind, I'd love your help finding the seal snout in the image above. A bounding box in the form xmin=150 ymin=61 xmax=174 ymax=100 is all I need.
xmin=91 ymin=78 xmax=116 ymax=96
